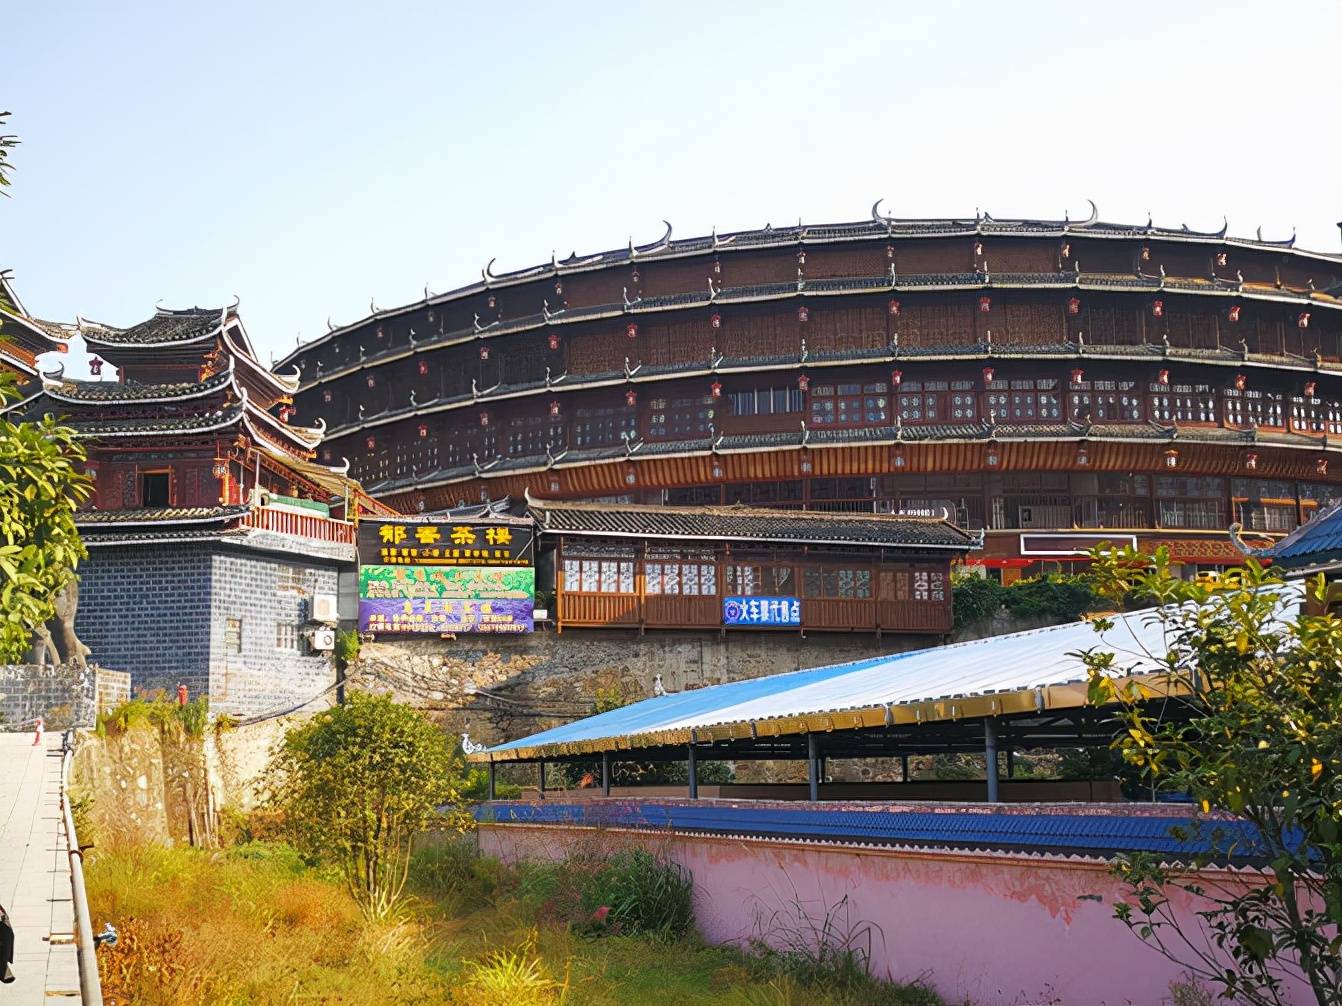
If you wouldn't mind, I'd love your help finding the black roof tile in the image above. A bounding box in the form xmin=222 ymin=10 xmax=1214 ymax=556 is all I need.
xmin=529 ymin=499 xmax=979 ymax=550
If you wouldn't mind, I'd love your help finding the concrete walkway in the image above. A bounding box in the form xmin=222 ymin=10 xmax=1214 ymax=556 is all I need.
xmin=0 ymin=732 xmax=80 ymax=1001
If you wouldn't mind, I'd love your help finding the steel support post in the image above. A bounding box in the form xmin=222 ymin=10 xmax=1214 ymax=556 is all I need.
xmin=984 ymin=718 xmax=1000 ymax=803
xmin=807 ymin=733 xmax=821 ymax=802
xmin=687 ymin=744 xmax=699 ymax=800
xmin=538 ymin=759 xmax=546 ymax=800
xmin=487 ymin=761 xmax=496 ymax=801
xmin=601 ymin=750 xmax=611 ymax=797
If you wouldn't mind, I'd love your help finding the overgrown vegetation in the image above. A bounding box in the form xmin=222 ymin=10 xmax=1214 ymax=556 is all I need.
xmin=1083 ymin=547 xmax=1342 ymax=1005
xmin=88 ymin=836 xmax=948 ymax=1006
xmin=951 ymin=570 xmax=1101 ymax=633
xmin=96 ymin=693 xmax=211 ymax=738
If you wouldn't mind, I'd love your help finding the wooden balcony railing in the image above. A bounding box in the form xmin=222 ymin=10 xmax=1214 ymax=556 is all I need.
xmin=240 ymin=506 xmax=357 ymax=545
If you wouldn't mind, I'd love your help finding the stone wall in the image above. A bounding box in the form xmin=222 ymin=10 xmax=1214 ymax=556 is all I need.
xmin=76 ymin=541 xmax=341 ymax=719
xmin=0 ymin=663 xmax=130 ymax=731
xmin=357 ymin=627 xmax=941 ymax=749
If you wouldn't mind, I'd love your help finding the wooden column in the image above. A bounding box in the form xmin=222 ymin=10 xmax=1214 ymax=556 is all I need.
xmin=601 ymin=750 xmax=611 ymax=797
xmin=807 ymin=733 xmax=821 ymax=802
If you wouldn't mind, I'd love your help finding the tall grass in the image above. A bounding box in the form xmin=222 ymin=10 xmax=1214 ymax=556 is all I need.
xmin=87 ymin=838 xmax=946 ymax=1006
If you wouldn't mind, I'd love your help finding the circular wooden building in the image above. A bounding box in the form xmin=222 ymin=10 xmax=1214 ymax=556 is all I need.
xmin=278 ymin=205 xmax=1342 ymax=576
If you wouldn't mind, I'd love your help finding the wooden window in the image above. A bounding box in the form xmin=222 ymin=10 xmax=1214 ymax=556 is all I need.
xmin=897 ymin=393 xmax=937 ymax=422
xmin=574 ymin=406 xmax=636 ymax=447
xmin=727 ymin=387 xmax=804 ymax=417
xmin=275 ymin=622 xmax=299 ymax=652
xmin=809 ymin=383 xmax=888 ymax=427
xmin=563 ymin=558 xmax=635 ymax=594
xmin=725 ymin=565 xmax=795 ymax=596
xmin=224 ymin=618 xmax=243 ymax=654
xmin=646 ymin=562 xmax=717 ymax=596
xmin=803 ymin=567 xmax=872 ymax=599
xmin=647 ymin=396 xmax=715 ymax=439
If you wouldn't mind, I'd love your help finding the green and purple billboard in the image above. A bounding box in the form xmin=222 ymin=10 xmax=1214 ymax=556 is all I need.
xmin=358 ymin=564 xmax=535 ymax=635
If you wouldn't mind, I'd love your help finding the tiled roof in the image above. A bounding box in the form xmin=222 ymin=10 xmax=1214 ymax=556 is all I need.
xmin=529 ymin=498 xmax=979 ymax=549
xmin=76 ymin=505 xmax=251 ymax=527
xmin=64 ymin=307 xmax=223 ymax=347
xmin=43 ymin=369 xmax=233 ymax=403
xmin=65 ymin=402 xmax=245 ymax=437
xmin=1262 ymin=501 xmax=1342 ymax=568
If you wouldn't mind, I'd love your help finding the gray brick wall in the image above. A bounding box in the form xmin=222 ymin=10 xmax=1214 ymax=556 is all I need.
xmin=0 ymin=664 xmax=130 ymax=730
xmin=208 ymin=552 xmax=338 ymax=718
xmin=76 ymin=542 xmax=342 ymax=719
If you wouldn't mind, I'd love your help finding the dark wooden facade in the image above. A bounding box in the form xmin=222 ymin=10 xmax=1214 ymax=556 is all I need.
xmin=277 ymin=211 xmax=1342 ymax=563
xmin=532 ymin=500 xmax=977 ymax=635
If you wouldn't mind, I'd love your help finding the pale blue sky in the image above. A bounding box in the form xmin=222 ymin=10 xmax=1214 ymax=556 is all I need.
xmin=3 ymin=0 xmax=1340 ymax=365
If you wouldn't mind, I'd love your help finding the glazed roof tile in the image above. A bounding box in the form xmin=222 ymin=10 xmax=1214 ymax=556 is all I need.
xmin=42 ymin=369 xmax=233 ymax=403
xmin=528 ymin=498 xmax=978 ymax=550
xmin=72 ymin=307 xmax=223 ymax=346
xmin=76 ymin=505 xmax=250 ymax=527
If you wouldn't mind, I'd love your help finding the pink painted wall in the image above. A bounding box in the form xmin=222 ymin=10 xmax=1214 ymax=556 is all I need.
xmin=479 ymin=823 xmax=1310 ymax=1006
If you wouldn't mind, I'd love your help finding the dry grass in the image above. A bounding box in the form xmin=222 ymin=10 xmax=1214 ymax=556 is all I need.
xmin=87 ymin=840 xmax=945 ymax=1006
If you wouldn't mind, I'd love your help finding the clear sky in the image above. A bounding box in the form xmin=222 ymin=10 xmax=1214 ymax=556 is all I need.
xmin=3 ymin=0 xmax=1340 ymax=366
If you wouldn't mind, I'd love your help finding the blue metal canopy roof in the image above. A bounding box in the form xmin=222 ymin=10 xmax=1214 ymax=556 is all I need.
xmin=1261 ymin=501 xmax=1342 ymax=570
xmin=476 ymin=584 xmax=1304 ymax=762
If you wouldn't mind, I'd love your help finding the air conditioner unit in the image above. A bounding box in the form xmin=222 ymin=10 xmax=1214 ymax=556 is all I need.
xmin=309 ymin=627 xmax=336 ymax=652
xmin=311 ymin=594 xmax=338 ymax=623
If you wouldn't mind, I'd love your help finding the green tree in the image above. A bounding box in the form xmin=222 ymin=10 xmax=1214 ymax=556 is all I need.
xmin=0 ymin=372 xmax=91 ymax=661
xmin=1082 ymin=546 xmax=1342 ymax=1005
xmin=266 ymin=692 xmax=465 ymax=919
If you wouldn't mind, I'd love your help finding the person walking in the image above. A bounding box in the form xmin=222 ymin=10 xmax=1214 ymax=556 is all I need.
xmin=0 ymin=901 xmax=15 ymax=983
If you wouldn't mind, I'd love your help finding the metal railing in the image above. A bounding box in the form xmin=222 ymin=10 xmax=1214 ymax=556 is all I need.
xmin=60 ymin=731 xmax=102 ymax=1004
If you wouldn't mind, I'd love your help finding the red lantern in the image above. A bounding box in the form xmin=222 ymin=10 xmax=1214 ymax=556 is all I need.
xmin=486 ymin=294 xmax=496 ymax=309
xmin=1298 ymin=312 xmax=1311 ymax=329
xmin=549 ymin=399 xmax=561 ymax=418
xmin=1060 ymin=242 xmax=1071 ymax=259
xmin=322 ymin=389 xmax=333 ymax=403
xmin=1158 ymin=369 xmax=1170 ymax=385
xmin=978 ymin=296 xmax=992 ymax=313
xmin=710 ymin=381 xmax=722 ymax=399
xmin=1067 ymin=297 xmax=1081 ymax=316
xmin=479 ymin=344 xmax=490 ymax=361
xmin=479 ymin=411 xmax=490 ymax=427
xmin=1305 ymin=381 xmax=1318 ymax=398
xmin=973 ymin=241 xmax=983 ymax=257
xmin=418 ymin=359 xmax=429 ymax=376
xmin=1245 ymin=451 xmax=1258 ymax=471
xmin=891 ymin=369 xmax=903 ymax=388
xmin=798 ymin=374 xmax=810 ymax=392
xmin=279 ymin=405 xmax=294 ymax=423
xmin=417 ymin=423 xmax=428 ymax=439
xmin=797 ymin=305 xmax=809 ymax=323
xmin=710 ymin=312 xmax=722 ymax=330
xmin=986 ymin=446 xmax=1000 ymax=467
xmin=796 ymin=249 xmax=806 ymax=264
xmin=548 ymin=332 xmax=560 ymax=351
xmin=982 ymin=366 xmax=995 ymax=384
xmin=626 ymin=322 xmax=638 ymax=340
xmin=1152 ymin=299 xmax=1164 ymax=318
xmin=365 ymin=436 xmax=376 ymax=451
xmin=1070 ymin=368 xmax=1085 ymax=385
xmin=1228 ymin=305 xmax=1241 ymax=323
xmin=631 ymin=268 xmax=640 ymax=283
xmin=366 ymin=375 xmax=376 ymax=388
xmin=88 ymin=356 xmax=104 ymax=376
xmin=1235 ymin=373 xmax=1248 ymax=392
xmin=625 ymin=389 xmax=637 ymax=407
xmin=892 ymin=446 xmax=906 ymax=469
xmin=1076 ymin=445 xmax=1089 ymax=466
xmin=1216 ymin=252 xmax=1228 ymax=267
xmin=375 ymin=325 xmax=384 ymax=339
xmin=887 ymin=299 xmax=901 ymax=316
xmin=1318 ymin=458 xmax=1330 ymax=475
xmin=554 ymin=280 xmax=563 ymax=295
xmin=1141 ymin=245 xmax=1151 ymax=261
xmin=1164 ymin=448 xmax=1179 ymax=469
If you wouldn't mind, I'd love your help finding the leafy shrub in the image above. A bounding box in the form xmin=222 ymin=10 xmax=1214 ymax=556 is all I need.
xmin=581 ymin=848 xmax=694 ymax=937
xmin=459 ymin=766 xmax=522 ymax=801
xmin=460 ymin=932 xmax=569 ymax=1006
xmin=408 ymin=835 xmax=511 ymax=911
xmin=1002 ymin=573 xmax=1098 ymax=622
xmin=950 ymin=573 xmax=1005 ymax=630
xmin=95 ymin=694 xmax=210 ymax=739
